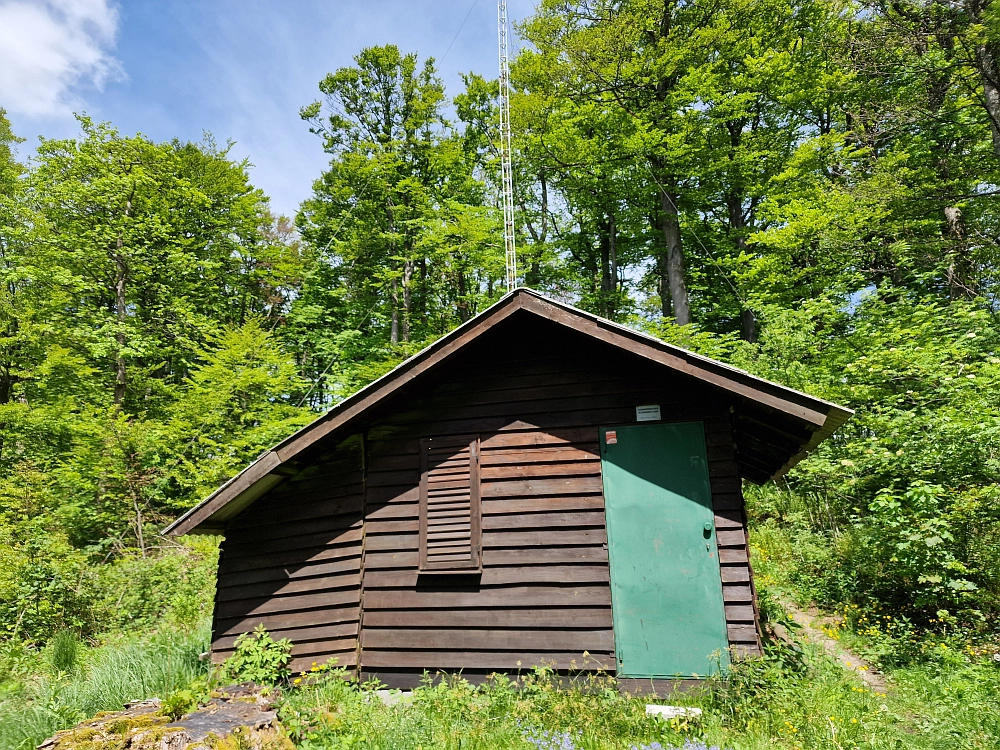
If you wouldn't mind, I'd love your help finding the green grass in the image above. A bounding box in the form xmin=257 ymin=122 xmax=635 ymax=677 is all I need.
xmin=0 ymin=627 xmax=209 ymax=750
xmin=1 ymin=620 xmax=997 ymax=750
xmin=272 ymin=637 xmax=1000 ymax=750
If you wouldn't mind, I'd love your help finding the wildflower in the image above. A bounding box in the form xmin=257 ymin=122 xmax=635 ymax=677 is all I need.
xmin=293 ymin=677 xmax=302 ymax=684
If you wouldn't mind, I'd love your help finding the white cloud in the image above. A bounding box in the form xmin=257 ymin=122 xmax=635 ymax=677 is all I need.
xmin=0 ymin=0 xmax=122 ymax=117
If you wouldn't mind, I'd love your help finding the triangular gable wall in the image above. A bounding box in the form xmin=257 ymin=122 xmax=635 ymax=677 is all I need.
xmin=167 ymin=289 xmax=851 ymax=536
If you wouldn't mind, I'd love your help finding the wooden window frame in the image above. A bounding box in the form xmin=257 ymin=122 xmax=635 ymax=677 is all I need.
xmin=418 ymin=434 xmax=482 ymax=573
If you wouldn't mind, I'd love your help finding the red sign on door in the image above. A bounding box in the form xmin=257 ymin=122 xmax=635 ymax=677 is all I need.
xmin=606 ymin=430 xmax=618 ymax=445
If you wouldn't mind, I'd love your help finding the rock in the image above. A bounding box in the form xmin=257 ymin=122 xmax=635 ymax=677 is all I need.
xmin=374 ymin=689 xmax=414 ymax=706
xmin=37 ymin=683 xmax=289 ymax=750
xmin=645 ymin=704 xmax=703 ymax=720
xmin=165 ymin=693 xmax=277 ymax=742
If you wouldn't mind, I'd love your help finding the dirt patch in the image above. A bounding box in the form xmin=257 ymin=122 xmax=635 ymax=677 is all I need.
xmin=778 ymin=599 xmax=890 ymax=694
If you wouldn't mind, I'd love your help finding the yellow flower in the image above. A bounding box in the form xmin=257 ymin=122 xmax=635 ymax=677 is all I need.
xmin=294 ymin=677 xmax=302 ymax=684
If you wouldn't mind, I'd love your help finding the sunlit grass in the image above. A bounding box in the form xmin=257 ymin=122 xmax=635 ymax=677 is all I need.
xmin=0 ymin=627 xmax=209 ymax=750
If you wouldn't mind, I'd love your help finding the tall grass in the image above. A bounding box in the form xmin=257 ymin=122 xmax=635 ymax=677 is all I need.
xmin=0 ymin=627 xmax=209 ymax=750
xmin=277 ymin=649 xmax=1000 ymax=750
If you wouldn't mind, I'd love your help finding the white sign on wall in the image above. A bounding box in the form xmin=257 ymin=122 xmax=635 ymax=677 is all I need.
xmin=635 ymin=404 xmax=661 ymax=422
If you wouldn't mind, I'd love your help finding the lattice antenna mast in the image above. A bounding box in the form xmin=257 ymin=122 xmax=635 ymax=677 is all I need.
xmin=498 ymin=0 xmax=517 ymax=291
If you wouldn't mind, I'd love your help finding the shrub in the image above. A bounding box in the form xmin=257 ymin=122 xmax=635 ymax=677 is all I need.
xmin=221 ymin=625 xmax=292 ymax=686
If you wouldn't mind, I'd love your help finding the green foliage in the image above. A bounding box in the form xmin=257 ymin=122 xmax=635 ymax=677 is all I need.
xmin=866 ymin=482 xmax=977 ymax=606
xmin=742 ymin=292 xmax=1000 ymax=623
xmin=0 ymin=627 xmax=209 ymax=750
xmin=221 ymin=625 xmax=293 ymax=686
xmin=159 ymin=676 xmax=213 ymax=722
xmin=1 ymin=5 xmax=1000 ymax=748
xmin=275 ymin=648 xmax=1000 ymax=750
xmin=48 ymin=632 xmax=79 ymax=675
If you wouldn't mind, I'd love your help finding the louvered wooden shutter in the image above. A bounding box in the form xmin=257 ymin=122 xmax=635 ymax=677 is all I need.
xmin=419 ymin=435 xmax=482 ymax=572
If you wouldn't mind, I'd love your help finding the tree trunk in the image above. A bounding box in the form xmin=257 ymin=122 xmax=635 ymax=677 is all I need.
xmin=390 ymin=276 xmax=399 ymax=345
xmin=659 ymin=189 xmax=691 ymax=325
xmin=609 ymin=212 xmax=618 ymax=298
xmin=598 ymin=213 xmax=618 ymax=319
xmin=419 ymin=256 xmax=428 ymax=327
xmin=113 ymin=195 xmax=132 ymax=409
xmin=726 ymin=190 xmax=757 ymax=342
xmin=402 ymin=257 xmax=413 ymax=343
xmin=656 ymin=251 xmax=671 ymax=318
xmin=522 ymin=172 xmax=549 ymax=288
xmin=974 ymin=39 xmax=1000 ymax=162
xmin=650 ymin=2 xmax=690 ymax=325
xmin=387 ymin=197 xmax=399 ymax=345
xmin=599 ymin=220 xmax=613 ymax=298
xmin=944 ymin=205 xmax=971 ymax=298
xmin=457 ymin=271 xmax=469 ymax=322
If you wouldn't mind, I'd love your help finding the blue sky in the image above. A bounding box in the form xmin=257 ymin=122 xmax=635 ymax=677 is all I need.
xmin=0 ymin=0 xmax=537 ymax=217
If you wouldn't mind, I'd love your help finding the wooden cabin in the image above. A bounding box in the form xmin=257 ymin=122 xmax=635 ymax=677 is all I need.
xmin=166 ymin=289 xmax=851 ymax=688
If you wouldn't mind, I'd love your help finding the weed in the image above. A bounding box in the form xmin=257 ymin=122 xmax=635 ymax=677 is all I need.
xmin=219 ymin=625 xmax=292 ymax=686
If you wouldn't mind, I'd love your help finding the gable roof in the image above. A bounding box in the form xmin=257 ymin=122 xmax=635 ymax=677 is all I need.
xmin=165 ymin=288 xmax=852 ymax=536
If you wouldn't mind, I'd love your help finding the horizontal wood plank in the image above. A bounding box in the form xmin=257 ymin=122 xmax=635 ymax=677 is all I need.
xmin=361 ymin=607 xmax=613 ymax=629
xmin=722 ymin=585 xmax=753 ymax=603
xmin=720 ymin=567 xmax=751 ymax=584
xmin=716 ymin=529 xmax=747 ymax=547
xmin=484 ymin=529 xmax=607 ymax=547
xmin=215 ymin=588 xmax=361 ymax=619
xmin=218 ymin=557 xmax=360 ymax=587
xmin=215 ymin=607 xmax=360 ymax=636
xmin=214 ymin=622 xmax=358 ymax=650
xmin=482 ymin=496 xmax=604 ymax=515
xmin=219 ymin=540 xmax=362 ymax=575
xmin=482 ymin=511 xmax=606 ymax=531
xmin=483 ymin=546 xmax=609 ymax=566
xmin=724 ymin=605 xmax=756 ymax=622
xmin=229 ymin=494 xmax=363 ymax=530
xmin=480 ymin=462 xmax=600 ymax=480
xmin=217 ymin=572 xmax=361 ymax=602
xmin=359 ymin=650 xmax=614 ymax=670
xmin=364 ymin=586 xmax=612 ymax=609
xmin=481 ymin=476 xmax=604 ymax=498
xmin=364 ymin=565 xmax=610 ymax=588
xmin=224 ymin=527 xmax=363 ymax=557
xmin=363 ymin=628 xmax=613 ymax=651
xmin=727 ymin=624 xmax=759 ymax=642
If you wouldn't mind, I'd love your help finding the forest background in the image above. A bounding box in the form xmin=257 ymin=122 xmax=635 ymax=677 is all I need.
xmin=0 ymin=0 xmax=999 ymax=686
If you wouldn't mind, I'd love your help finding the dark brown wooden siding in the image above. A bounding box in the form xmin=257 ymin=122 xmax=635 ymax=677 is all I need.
xmin=705 ymin=414 xmax=763 ymax=657
xmin=211 ymin=435 xmax=364 ymax=673
xmin=211 ymin=316 xmax=761 ymax=682
xmin=354 ymin=319 xmax=761 ymax=683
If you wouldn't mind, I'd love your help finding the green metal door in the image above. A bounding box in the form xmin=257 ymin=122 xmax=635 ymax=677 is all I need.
xmin=600 ymin=422 xmax=730 ymax=678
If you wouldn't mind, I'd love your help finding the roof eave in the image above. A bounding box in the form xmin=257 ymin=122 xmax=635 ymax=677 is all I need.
xmin=165 ymin=288 xmax=852 ymax=536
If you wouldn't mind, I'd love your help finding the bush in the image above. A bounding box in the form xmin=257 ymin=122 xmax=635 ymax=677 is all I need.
xmin=221 ymin=625 xmax=292 ymax=686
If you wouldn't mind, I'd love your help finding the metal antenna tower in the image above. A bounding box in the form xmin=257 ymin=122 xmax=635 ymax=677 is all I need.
xmin=497 ymin=0 xmax=517 ymax=291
